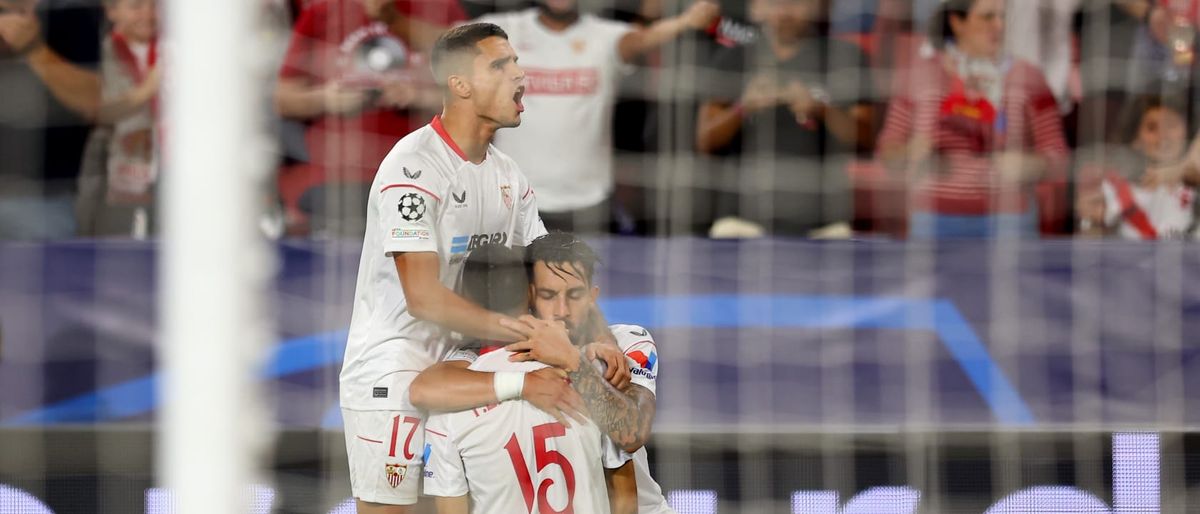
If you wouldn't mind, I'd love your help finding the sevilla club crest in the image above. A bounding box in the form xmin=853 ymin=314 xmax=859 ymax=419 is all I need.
xmin=500 ymin=185 xmax=514 ymax=210
xmin=385 ymin=463 xmax=407 ymax=488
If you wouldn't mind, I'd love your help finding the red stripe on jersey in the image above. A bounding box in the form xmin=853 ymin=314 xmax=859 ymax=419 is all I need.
xmin=1108 ymin=174 xmax=1159 ymax=240
xmin=522 ymin=187 xmax=534 ymax=200
xmin=425 ymin=428 xmax=448 ymax=438
xmin=357 ymin=435 xmax=383 ymax=444
xmin=431 ymin=115 xmax=472 ymax=162
xmin=380 ymin=184 xmax=442 ymax=202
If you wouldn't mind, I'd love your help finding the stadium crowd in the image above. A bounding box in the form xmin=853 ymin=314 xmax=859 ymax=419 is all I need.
xmin=2 ymin=0 xmax=1200 ymax=241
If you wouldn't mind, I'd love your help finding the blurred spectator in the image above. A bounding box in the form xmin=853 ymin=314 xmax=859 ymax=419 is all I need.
xmin=695 ymin=0 xmax=875 ymax=237
xmin=1125 ymin=0 xmax=1200 ymax=93
xmin=877 ymin=0 xmax=1068 ymax=240
xmin=474 ymin=0 xmax=719 ymax=234
xmin=1005 ymin=0 xmax=1081 ymax=114
xmin=0 ymin=0 xmax=102 ymax=240
xmin=274 ymin=0 xmax=463 ymax=236
xmin=76 ymin=0 xmax=158 ymax=238
xmin=1078 ymin=94 xmax=1196 ymax=239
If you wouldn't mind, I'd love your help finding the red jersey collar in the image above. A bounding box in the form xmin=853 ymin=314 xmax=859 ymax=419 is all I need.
xmin=431 ymin=115 xmax=482 ymax=163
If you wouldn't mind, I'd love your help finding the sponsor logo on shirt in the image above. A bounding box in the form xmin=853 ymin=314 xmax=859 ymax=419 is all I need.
xmin=452 ymin=190 xmax=467 ymax=206
xmin=450 ymin=232 xmax=509 ymax=255
xmin=627 ymin=347 xmax=657 ymax=379
xmin=390 ymin=228 xmax=431 ymax=240
xmin=403 ymin=166 xmax=422 ymax=180
xmin=524 ymin=68 xmax=599 ymax=95
xmin=628 ymin=349 xmax=656 ymax=370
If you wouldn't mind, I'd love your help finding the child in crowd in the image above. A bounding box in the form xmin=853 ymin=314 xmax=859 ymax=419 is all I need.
xmin=1078 ymin=95 xmax=1197 ymax=239
xmin=79 ymin=0 xmax=159 ymax=237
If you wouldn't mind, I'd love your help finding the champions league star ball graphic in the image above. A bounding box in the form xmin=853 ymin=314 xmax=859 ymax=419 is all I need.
xmin=398 ymin=193 xmax=427 ymax=222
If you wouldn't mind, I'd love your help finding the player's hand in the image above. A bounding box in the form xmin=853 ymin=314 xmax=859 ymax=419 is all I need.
xmin=502 ymin=315 xmax=583 ymax=372
xmin=522 ymin=367 xmax=589 ymax=427
xmin=584 ymin=342 xmax=631 ymax=391
xmin=680 ymin=0 xmax=720 ymax=30
xmin=0 ymin=8 xmax=42 ymax=56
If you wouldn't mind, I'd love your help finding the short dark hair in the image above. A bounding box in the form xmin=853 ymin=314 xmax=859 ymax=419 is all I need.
xmin=1119 ymin=93 xmax=1191 ymax=144
xmin=927 ymin=0 xmax=978 ymax=50
xmin=460 ymin=243 xmax=529 ymax=315
xmin=430 ymin=23 xmax=508 ymax=85
xmin=526 ymin=232 xmax=600 ymax=285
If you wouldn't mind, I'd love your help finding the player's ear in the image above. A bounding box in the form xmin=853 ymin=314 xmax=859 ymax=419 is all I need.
xmin=589 ymin=285 xmax=599 ymax=303
xmin=447 ymin=74 xmax=471 ymax=99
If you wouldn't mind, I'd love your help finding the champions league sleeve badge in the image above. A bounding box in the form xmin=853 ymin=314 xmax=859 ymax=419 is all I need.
xmin=398 ymin=193 xmax=427 ymax=222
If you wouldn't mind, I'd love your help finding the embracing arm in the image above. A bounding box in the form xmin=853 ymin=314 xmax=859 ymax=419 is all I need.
xmin=505 ymin=316 xmax=653 ymax=451
xmin=395 ymin=252 xmax=524 ymax=342
xmin=410 ymin=358 xmax=589 ymax=425
xmin=567 ymin=358 xmax=655 ymax=453
xmin=409 ymin=360 xmax=495 ymax=411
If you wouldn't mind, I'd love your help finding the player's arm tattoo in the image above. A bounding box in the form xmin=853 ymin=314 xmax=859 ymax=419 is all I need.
xmin=567 ymin=355 xmax=654 ymax=452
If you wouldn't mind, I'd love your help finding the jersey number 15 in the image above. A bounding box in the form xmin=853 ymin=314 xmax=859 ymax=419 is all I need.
xmin=504 ymin=422 xmax=576 ymax=514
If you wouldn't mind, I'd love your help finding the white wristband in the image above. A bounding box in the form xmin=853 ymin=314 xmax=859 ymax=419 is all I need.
xmin=493 ymin=371 xmax=526 ymax=402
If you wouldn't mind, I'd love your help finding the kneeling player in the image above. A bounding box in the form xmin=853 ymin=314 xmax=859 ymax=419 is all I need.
xmin=414 ymin=233 xmax=674 ymax=513
xmin=422 ymin=243 xmax=631 ymax=512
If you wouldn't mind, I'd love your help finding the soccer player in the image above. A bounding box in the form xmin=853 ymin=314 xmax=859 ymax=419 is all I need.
xmin=341 ymin=23 xmax=567 ymax=514
xmin=423 ymin=242 xmax=634 ymax=513
xmin=516 ymin=232 xmax=673 ymax=514
xmin=413 ymin=232 xmax=673 ymax=513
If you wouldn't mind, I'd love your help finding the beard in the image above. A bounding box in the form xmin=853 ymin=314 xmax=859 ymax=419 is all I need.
xmin=564 ymin=320 xmax=586 ymax=346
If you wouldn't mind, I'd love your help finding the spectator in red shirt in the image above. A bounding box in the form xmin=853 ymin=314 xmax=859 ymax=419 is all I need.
xmin=877 ymin=0 xmax=1069 ymax=239
xmin=274 ymin=0 xmax=464 ymax=236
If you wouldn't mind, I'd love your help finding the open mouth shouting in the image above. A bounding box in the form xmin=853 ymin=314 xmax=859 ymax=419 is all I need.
xmin=513 ymin=85 xmax=526 ymax=113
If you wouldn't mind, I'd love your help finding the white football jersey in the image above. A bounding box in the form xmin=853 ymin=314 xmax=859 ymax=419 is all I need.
xmin=1101 ymin=179 xmax=1196 ymax=240
xmin=610 ymin=324 xmax=674 ymax=514
xmin=340 ymin=116 xmax=547 ymax=410
xmin=438 ymin=324 xmax=672 ymax=513
xmin=424 ymin=350 xmax=630 ymax=513
xmin=474 ymin=9 xmax=632 ymax=212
